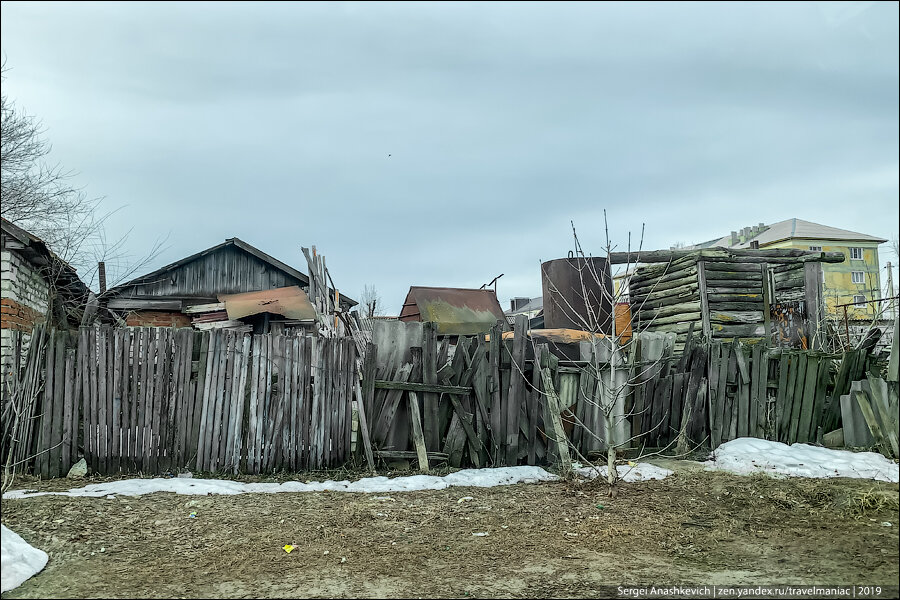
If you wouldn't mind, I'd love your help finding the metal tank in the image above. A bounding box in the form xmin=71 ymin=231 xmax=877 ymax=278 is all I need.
xmin=540 ymin=254 xmax=614 ymax=333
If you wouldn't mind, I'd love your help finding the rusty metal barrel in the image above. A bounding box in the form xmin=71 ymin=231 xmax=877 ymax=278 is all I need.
xmin=540 ymin=255 xmax=613 ymax=333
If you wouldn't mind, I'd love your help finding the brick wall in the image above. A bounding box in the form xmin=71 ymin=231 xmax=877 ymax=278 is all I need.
xmin=1 ymin=249 xmax=51 ymax=361
xmin=125 ymin=310 xmax=193 ymax=328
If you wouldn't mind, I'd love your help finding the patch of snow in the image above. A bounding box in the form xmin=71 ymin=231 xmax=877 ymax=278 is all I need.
xmin=704 ymin=438 xmax=899 ymax=483
xmin=1 ymin=525 xmax=48 ymax=593
xmin=574 ymin=463 xmax=673 ymax=482
xmin=2 ymin=466 xmax=559 ymax=499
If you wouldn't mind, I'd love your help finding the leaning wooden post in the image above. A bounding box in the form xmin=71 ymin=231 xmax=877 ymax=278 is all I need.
xmin=538 ymin=344 xmax=571 ymax=473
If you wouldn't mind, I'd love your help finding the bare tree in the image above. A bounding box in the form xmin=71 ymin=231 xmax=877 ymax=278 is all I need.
xmin=535 ymin=213 xmax=691 ymax=493
xmin=2 ymin=63 xmax=165 ymax=300
xmin=359 ymin=284 xmax=384 ymax=318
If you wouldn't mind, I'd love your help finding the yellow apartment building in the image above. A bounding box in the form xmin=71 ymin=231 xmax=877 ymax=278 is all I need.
xmin=699 ymin=218 xmax=887 ymax=320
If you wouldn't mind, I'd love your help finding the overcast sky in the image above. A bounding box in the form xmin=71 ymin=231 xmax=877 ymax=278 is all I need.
xmin=2 ymin=1 xmax=898 ymax=313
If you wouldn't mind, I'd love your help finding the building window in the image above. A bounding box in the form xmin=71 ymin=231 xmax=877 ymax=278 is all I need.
xmin=851 ymin=271 xmax=865 ymax=284
xmin=808 ymin=245 xmax=822 ymax=252
xmin=849 ymin=247 xmax=863 ymax=260
xmin=852 ymin=295 xmax=866 ymax=306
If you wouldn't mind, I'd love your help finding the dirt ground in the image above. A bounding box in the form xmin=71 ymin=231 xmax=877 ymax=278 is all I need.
xmin=2 ymin=463 xmax=898 ymax=599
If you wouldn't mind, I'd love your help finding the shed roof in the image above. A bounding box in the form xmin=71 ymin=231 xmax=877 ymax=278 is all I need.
xmin=399 ymin=286 xmax=506 ymax=335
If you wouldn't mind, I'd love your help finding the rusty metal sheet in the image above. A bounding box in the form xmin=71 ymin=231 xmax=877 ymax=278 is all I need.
xmin=399 ymin=286 xmax=506 ymax=336
xmin=218 ymin=286 xmax=317 ymax=321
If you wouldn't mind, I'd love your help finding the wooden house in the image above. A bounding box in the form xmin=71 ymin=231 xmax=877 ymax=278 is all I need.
xmin=103 ymin=237 xmax=356 ymax=334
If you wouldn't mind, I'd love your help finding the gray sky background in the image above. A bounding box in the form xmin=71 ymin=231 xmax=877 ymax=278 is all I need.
xmin=2 ymin=1 xmax=898 ymax=313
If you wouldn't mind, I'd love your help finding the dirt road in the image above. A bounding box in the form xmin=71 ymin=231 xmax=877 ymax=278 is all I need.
xmin=2 ymin=468 xmax=897 ymax=598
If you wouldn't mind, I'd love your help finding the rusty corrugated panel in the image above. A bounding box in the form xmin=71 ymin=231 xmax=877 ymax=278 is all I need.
xmin=218 ymin=286 xmax=317 ymax=321
xmin=399 ymin=286 xmax=506 ymax=335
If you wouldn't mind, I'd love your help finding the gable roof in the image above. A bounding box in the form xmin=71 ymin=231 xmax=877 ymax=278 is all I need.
xmin=107 ymin=237 xmax=356 ymax=307
xmin=700 ymin=218 xmax=887 ymax=249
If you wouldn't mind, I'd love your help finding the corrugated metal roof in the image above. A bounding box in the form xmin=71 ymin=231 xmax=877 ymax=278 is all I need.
xmin=399 ymin=286 xmax=506 ymax=335
xmin=219 ymin=286 xmax=317 ymax=321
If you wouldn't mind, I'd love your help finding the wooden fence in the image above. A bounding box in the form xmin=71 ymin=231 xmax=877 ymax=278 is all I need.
xmin=634 ymin=333 xmax=873 ymax=451
xmin=2 ymin=318 xmax=892 ymax=479
xmin=1 ymin=326 xmax=356 ymax=477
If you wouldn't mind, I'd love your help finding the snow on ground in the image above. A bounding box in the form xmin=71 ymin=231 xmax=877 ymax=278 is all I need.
xmin=574 ymin=463 xmax=673 ymax=482
xmin=2 ymin=464 xmax=671 ymax=500
xmin=1 ymin=525 xmax=48 ymax=593
xmin=705 ymin=438 xmax=899 ymax=483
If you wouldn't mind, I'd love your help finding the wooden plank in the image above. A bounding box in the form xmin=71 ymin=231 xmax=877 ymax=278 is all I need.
xmin=231 ymin=334 xmax=251 ymax=473
xmin=787 ymin=352 xmax=807 ymax=443
xmin=300 ymin=336 xmax=312 ymax=471
xmin=178 ymin=329 xmax=195 ymax=469
xmin=138 ymin=328 xmax=152 ymax=472
xmin=505 ymin=315 xmax=527 ymax=464
xmin=374 ymin=450 xmax=449 ymax=462
xmin=262 ymin=334 xmax=276 ymax=471
xmin=707 ymin=344 xmax=721 ymax=448
xmin=151 ymin=328 xmax=170 ymax=474
xmin=810 ymin=356 xmax=830 ymax=444
xmin=78 ymin=328 xmax=91 ymax=474
xmin=714 ymin=343 xmax=729 ymax=443
xmin=109 ymin=328 xmax=123 ymax=473
xmin=189 ymin=331 xmax=209 ymax=470
xmin=866 ymin=375 xmax=899 ymax=457
xmin=373 ymin=381 xmax=472 ymax=394
xmin=840 ymin=394 xmax=858 ymax=447
xmin=796 ymin=354 xmax=820 ymax=444
xmin=407 ymin=391 xmax=429 ymax=472
xmin=197 ymin=329 xmax=218 ymax=471
xmin=360 ymin=343 xmax=377 ymax=429
xmin=308 ymin=336 xmax=321 ymax=470
xmin=61 ymin=345 xmax=75 ymax=473
xmin=119 ymin=329 xmax=132 ymax=471
xmin=222 ymin=332 xmax=241 ymax=470
xmin=489 ymin=321 xmax=503 ymax=464
xmin=213 ymin=330 xmax=235 ymax=471
xmin=38 ymin=331 xmax=56 ymax=479
xmin=749 ymin=344 xmax=761 ymax=439
xmin=854 ymin=391 xmax=893 ymax=457
xmin=725 ymin=340 xmax=739 ymax=441
xmin=248 ymin=335 xmax=261 ymax=473
xmin=443 ymin=412 xmax=466 ymax=467
xmin=354 ymin=388 xmax=376 ymax=473
xmin=422 ymin=321 xmax=439 ymax=450
xmin=774 ymin=353 xmax=789 ymax=442
xmin=48 ymin=332 xmax=65 ymax=478
xmin=538 ymin=345 xmax=571 ymax=470
xmin=449 ymin=394 xmax=481 ymax=466
xmin=96 ymin=327 xmax=110 ymax=474
xmin=697 ymin=260 xmax=711 ymax=339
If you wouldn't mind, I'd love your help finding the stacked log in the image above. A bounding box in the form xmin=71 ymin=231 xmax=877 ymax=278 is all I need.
xmin=629 ymin=256 xmax=702 ymax=348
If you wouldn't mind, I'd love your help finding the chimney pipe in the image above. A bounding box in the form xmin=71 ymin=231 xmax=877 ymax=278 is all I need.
xmin=98 ymin=261 xmax=107 ymax=295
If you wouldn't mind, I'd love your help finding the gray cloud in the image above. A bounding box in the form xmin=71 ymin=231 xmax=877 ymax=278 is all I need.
xmin=2 ymin=1 xmax=897 ymax=312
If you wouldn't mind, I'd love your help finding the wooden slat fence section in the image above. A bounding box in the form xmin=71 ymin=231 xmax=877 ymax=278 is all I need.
xmin=8 ymin=322 xmax=889 ymax=477
xmin=10 ymin=327 xmax=356 ymax=477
